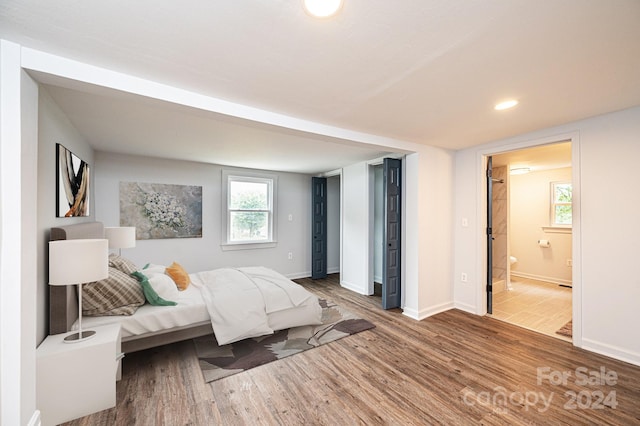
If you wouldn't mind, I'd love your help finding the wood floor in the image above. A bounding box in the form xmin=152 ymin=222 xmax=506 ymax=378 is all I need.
xmin=491 ymin=277 xmax=572 ymax=341
xmin=64 ymin=275 xmax=640 ymax=425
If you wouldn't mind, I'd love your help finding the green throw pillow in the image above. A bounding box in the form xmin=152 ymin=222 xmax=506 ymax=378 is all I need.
xmin=131 ymin=271 xmax=177 ymax=306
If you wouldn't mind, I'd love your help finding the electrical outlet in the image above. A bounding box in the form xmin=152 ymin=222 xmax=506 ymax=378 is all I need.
xmin=288 ymin=252 xmax=293 ymax=260
xmin=566 ymin=259 xmax=572 ymax=267
xmin=461 ymin=272 xmax=468 ymax=282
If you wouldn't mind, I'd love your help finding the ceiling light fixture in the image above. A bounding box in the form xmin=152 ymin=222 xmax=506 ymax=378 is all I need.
xmin=303 ymin=0 xmax=344 ymax=18
xmin=510 ymin=167 xmax=531 ymax=175
xmin=494 ymin=100 xmax=519 ymax=111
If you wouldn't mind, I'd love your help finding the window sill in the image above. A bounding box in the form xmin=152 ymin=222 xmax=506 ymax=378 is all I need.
xmin=542 ymin=226 xmax=572 ymax=234
xmin=221 ymin=241 xmax=277 ymax=251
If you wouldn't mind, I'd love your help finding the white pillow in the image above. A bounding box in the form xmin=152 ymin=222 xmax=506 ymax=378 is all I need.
xmin=146 ymin=272 xmax=180 ymax=302
xmin=143 ymin=263 xmax=166 ymax=275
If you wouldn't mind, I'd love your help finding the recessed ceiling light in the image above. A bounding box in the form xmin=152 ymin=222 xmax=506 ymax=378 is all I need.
xmin=303 ymin=0 xmax=344 ymax=18
xmin=495 ymin=100 xmax=519 ymax=110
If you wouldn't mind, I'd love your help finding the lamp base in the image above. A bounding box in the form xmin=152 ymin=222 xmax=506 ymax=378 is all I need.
xmin=63 ymin=330 xmax=96 ymax=343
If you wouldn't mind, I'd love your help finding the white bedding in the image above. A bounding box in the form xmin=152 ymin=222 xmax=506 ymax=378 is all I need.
xmin=73 ymin=283 xmax=209 ymax=338
xmin=75 ymin=266 xmax=322 ymax=345
xmin=191 ymin=266 xmax=322 ymax=345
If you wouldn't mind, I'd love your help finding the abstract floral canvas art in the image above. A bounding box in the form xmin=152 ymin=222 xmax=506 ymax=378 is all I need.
xmin=56 ymin=143 xmax=90 ymax=217
xmin=119 ymin=181 xmax=202 ymax=239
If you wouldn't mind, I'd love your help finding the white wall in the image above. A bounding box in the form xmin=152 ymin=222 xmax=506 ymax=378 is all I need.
xmin=0 ymin=40 xmax=40 ymax=426
xmin=326 ymin=175 xmax=341 ymax=273
xmin=452 ymin=147 xmax=481 ymax=314
xmin=37 ymin=88 xmax=97 ymax=343
xmin=454 ymin=105 xmax=640 ymax=366
xmin=403 ymin=149 xmax=455 ymax=319
xmin=341 ymin=162 xmax=371 ymax=294
xmin=317 ymin=150 xmax=457 ymax=322
xmin=373 ymin=165 xmax=383 ymax=283
xmin=339 ymin=151 xmax=455 ymax=319
xmin=510 ymin=167 xmax=572 ymax=285
xmin=95 ymin=152 xmax=312 ymax=277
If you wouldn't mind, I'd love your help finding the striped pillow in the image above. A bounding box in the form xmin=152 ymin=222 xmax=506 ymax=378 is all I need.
xmin=82 ymin=267 xmax=145 ymax=316
xmin=108 ymin=253 xmax=138 ymax=275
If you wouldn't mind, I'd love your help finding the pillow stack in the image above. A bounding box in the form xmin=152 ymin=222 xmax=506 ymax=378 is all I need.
xmin=82 ymin=255 xmax=194 ymax=314
xmin=130 ymin=270 xmax=177 ymax=306
xmin=135 ymin=263 xmax=179 ymax=305
xmin=135 ymin=261 xmax=192 ymax=305
xmin=81 ymin=254 xmax=145 ymax=316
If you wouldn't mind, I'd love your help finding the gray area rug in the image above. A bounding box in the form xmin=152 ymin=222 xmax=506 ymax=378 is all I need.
xmin=194 ymin=299 xmax=375 ymax=382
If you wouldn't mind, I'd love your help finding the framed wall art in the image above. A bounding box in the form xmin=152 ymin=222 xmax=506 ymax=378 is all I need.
xmin=119 ymin=181 xmax=203 ymax=240
xmin=56 ymin=143 xmax=90 ymax=217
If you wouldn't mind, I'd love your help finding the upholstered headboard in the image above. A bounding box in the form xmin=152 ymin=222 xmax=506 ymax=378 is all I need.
xmin=49 ymin=221 xmax=105 ymax=335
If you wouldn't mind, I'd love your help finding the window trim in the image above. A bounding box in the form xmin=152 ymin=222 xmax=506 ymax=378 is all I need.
xmin=221 ymin=170 xmax=278 ymax=250
xmin=550 ymin=180 xmax=572 ymax=228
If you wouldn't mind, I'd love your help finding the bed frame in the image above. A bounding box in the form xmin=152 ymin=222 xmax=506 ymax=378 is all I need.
xmin=49 ymin=221 xmax=213 ymax=353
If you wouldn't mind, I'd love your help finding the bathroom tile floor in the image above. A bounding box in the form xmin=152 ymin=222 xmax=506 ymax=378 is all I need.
xmin=489 ymin=277 xmax=572 ymax=342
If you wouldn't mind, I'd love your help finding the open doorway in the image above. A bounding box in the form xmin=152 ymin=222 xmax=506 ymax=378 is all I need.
xmin=311 ymin=174 xmax=341 ymax=280
xmin=326 ymin=175 xmax=341 ymax=277
xmin=369 ymin=158 xmax=402 ymax=309
xmin=372 ymin=164 xmax=383 ymax=296
xmin=487 ymin=141 xmax=573 ymax=341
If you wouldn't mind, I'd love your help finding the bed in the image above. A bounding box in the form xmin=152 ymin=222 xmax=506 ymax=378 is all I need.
xmin=49 ymin=222 xmax=322 ymax=353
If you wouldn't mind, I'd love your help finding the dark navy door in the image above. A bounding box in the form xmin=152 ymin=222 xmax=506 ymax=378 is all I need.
xmin=311 ymin=177 xmax=327 ymax=279
xmin=382 ymin=158 xmax=401 ymax=309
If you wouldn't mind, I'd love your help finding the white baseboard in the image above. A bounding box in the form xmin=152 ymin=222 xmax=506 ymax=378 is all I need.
xmin=454 ymin=301 xmax=477 ymax=315
xmin=286 ymin=269 xmax=340 ymax=280
xmin=340 ymin=280 xmax=369 ymax=295
xmin=511 ymin=272 xmax=572 ymax=287
xmin=403 ymin=301 xmax=455 ymax=321
xmin=401 ymin=307 xmax=420 ymax=320
xmin=581 ymin=338 xmax=640 ymax=367
xmin=285 ymin=271 xmax=312 ymax=280
xmin=28 ymin=410 xmax=41 ymax=426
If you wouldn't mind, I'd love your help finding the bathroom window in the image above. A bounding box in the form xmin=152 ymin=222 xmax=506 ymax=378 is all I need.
xmin=551 ymin=181 xmax=572 ymax=227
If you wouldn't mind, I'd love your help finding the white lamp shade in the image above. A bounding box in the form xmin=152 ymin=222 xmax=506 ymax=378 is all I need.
xmin=104 ymin=227 xmax=136 ymax=249
xmin=49 ymin=239 xmax=109 ymax=286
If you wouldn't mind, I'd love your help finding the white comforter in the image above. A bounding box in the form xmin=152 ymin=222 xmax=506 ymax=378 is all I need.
xmin=190 ymin=266 xmax=321 ymax=345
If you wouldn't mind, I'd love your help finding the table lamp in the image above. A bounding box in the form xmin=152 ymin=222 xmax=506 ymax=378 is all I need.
xmin=49 ymin=238 xmax=108 ymax=343
xmin=104 ymin=226 xmax=136 ymax=256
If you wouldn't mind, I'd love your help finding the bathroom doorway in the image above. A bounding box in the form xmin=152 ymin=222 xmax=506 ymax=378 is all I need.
xmin=487 ymin=141 xmax=573 ymax=341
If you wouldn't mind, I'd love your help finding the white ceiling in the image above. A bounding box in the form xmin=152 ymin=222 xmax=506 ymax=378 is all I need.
xmin=40 ymin=80 xmax=396 ymax=174
xmin=2 ymin=0 xmax=639 ymax=173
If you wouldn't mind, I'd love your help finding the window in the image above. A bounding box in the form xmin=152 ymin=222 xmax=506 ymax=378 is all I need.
xmin=551 ymin=181 xmax=572 ymax=227
xmin=223 ymin=171 xmax=277 ymax=248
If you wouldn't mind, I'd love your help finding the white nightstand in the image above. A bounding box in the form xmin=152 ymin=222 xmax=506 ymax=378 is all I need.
xmin=36 ymin=323 xmax=123 ymax=426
